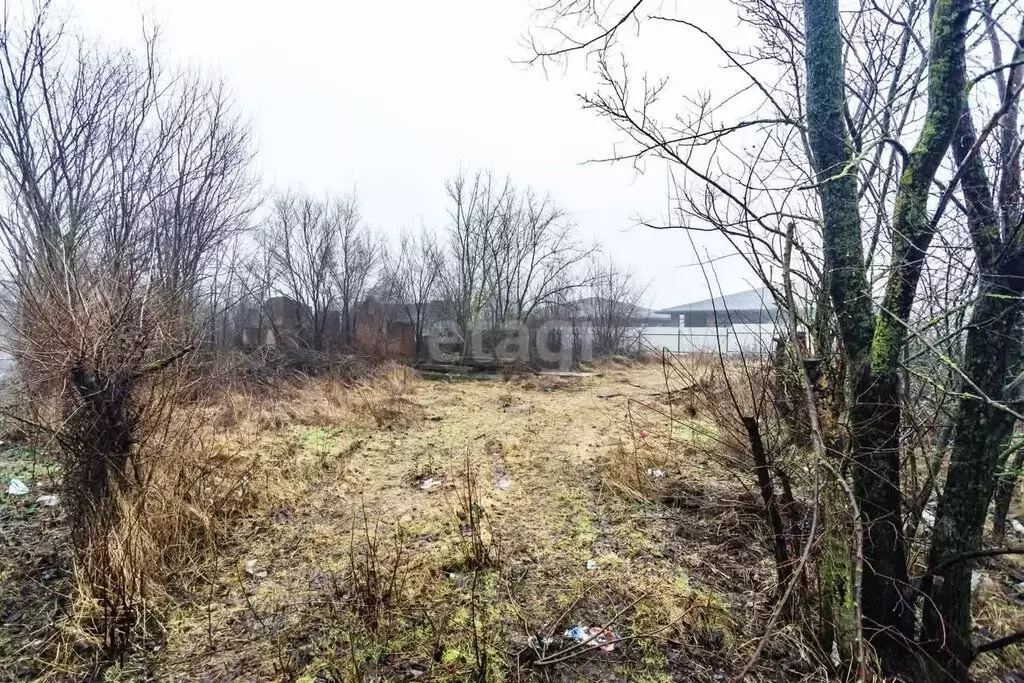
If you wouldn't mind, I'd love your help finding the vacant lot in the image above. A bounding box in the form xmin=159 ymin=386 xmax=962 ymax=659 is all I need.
xmin=2 ymin=359 xmax=1021 ymax=681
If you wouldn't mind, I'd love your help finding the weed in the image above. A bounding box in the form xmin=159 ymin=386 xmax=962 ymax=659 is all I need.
xmin=343 ymin=507 xmax=410 ymax=632
xmin=449 ymin=451 xmax=498 ymax=571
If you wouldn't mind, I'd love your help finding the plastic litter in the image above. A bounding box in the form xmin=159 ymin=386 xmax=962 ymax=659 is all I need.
xmin=586 ymin=559 xmax=598 ymax=570
xmin=563 ymin=624 xmax=619 ymax=652
xmin=244 ymin=559 xmax=267 ymax=579
xmin=528 ymin=634 xmax=554 ymax=650
xmin=971 ymin=570 xmax=995 ymax=592
xmin=497 ymin=475 xmax=512 ymax=491
xmin=420 ymin=477 xmax=440 ymax=490
xmin=6 ymin=478 xmax=28 ymax=495
xmin=646 ymin=468 xmax=666 ymax=478
xmin=36 ymin=494 xmax=59 ymax=507
xmin=638 ymin=430 xmax=649 ymax=439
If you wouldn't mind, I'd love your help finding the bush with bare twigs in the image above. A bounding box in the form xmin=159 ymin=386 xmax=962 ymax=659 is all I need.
xmin=0 ymin=5 xmax=256 ymax=666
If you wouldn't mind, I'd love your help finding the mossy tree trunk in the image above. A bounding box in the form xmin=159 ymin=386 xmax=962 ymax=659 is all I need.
xmin=922 ymin=86 xmax=1024 ymax=681
xmin=802 ymin=0 xmax=969 ymax=675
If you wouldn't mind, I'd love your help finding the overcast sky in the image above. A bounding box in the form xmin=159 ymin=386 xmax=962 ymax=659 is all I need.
xmin=61 ymin=0 xmax=756 ymax=308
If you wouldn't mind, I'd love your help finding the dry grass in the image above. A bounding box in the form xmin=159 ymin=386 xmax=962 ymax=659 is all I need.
xmin=9 ymin=359 xmax=811 ymax=680
xmin=5 ymin=357 xmax=1020 ymax=680
xmin=89 ymin=359 xmax=817 ymax=681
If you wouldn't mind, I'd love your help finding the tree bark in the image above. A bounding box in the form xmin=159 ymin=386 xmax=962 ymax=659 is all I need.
xmin=803 ymin=0 xmax=969 ymax=675
xmin=923 ymin=103 xmax=1024 ymax=681
xmin=744 ymin=416 xmax=791 ymax=596
xmin=923 ymin=287 xmax=1023 ymax=680
xmin=992 ymin=443 xmax=1024 ymax=542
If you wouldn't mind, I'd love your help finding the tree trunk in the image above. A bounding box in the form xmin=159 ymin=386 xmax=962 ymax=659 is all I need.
xmin=803 ymin=0 xmax=969 ymax=675
xmin=924 ymin=282 xmax=1024 ymax=681
xmin=992 ymin=443 xmax=1024 ymax=542
xmin=848 ymin=370 xmax=915 ymax=669
xmin=920 ymin=46 xmax=1024 ymax=672
xmin=743 ymin=416 xmax=791 ymax=597
xmin=803 ymin=0 xmax=913 ymax=662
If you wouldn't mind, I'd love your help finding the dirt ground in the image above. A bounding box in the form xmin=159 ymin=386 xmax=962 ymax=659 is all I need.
xmin=147 ymin=360 xmax=791 ymax=682
xmin=2 ymin=359 xmax=1022 ymax=681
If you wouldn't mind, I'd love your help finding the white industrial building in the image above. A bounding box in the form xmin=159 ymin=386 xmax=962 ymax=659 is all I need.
xmin=641 ymin=287 xmax=782 ymax=355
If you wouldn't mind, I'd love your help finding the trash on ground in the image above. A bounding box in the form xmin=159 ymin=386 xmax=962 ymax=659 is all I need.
xmin=6 ymin=478 xmax=28 ymax=495
xmin=528 ymin=634 xmax=554 ymax=650
xmin=244 ymin=559 xmax=267 ymax=579
xmin=497 ymin=475 xmax=512 ymax=491
xmin=420 ymin=477 xmax=440 ymax=490
xmin=586 ymin=559 xmax=598 ymax=570
xmin=971 ymin=570 xmax=995 ymax=592
xmin=543 ymin=386 xmax=553 ymax=393
xmin=638 ymin=430 xmax=649 ymax=439
xmin=35 ymin=494 xmax=59 ymax=507
xmin=830 ymin=641 xmax=841 ymax=667
xmin=563 ymin=624 xmax=619 ymax=652
xmin=646 ymin=468 xmax=665 ymax=478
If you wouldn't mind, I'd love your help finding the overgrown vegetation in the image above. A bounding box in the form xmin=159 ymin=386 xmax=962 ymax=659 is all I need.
xmin=1 ymin=0 xmax=1024 ymax=680
xmin=528 ymin=0 xmax=1024 ymax=679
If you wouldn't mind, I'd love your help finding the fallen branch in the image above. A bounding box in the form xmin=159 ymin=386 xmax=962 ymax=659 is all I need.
xmin=973 ymin=629 xmax=1024 ymax=658
xmin=934 ymin=546 xmax=1024 ymax=572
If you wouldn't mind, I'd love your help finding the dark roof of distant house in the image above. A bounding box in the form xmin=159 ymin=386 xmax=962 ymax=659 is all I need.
xmin=656 ymin=287 xmax=776 ymax=315
xmin=360 ymin=299 xmax=455 ymax=324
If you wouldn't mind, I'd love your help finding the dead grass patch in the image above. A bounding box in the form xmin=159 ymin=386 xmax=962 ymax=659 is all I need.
xmin=1 ymin=360 xmax=844 ymax=681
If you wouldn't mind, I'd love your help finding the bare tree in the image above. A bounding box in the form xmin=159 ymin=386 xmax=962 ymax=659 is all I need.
xmin=440 ymin=168 xmax=594 ymax=358
xmin=148 ymin=79 xmax=256 ymax=295
xmin=589 ymin=257 xmax=648 ymax=356
xmin=262 ymin=191 xmax=337 ymax=350
xmin=332 ymin=195 xmax=379 ymax=346
xmin=440 ymin=169 xmax=508 ymax=350
xmin=528 ymin=0 xmax=1024 ymax=678
xmin=0 ymin=2 xmax=256 ymax=652
xmin=390 ymin=226 xmax=444 ymax=356
xmin=485 ymin=183 xmax=594 ymax=325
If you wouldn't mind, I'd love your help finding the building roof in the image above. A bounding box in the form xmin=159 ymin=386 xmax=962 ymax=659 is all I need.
xmin=656 ymin=287 xmax=776 ymax=315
